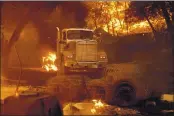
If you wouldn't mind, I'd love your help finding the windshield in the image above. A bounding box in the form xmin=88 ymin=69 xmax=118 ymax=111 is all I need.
xmin=67 ymin=30 xmax=93 ymax=40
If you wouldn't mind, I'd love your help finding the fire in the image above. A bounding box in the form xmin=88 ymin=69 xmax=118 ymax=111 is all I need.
xmin=92 ymin=99 xmax=104 ymax=108
xmin=86 ymin=1 xmax=166 ymax=35
xmin=91 ymin=99 xmax=105 ymax=114
xmin=42 ymin=52 xmax=58 ymax=71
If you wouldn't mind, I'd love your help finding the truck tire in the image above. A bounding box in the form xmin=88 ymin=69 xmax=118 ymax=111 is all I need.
xmin=112 ymin=84 xmax=136 ymax=107
xmin=48 ymin=102 xmax=63 ymax=116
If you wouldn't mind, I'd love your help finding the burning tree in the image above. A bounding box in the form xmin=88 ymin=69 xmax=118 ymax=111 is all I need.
xmin=125 ymin=1 xmax=174 ymax=41
xmin=85 ymin=1 xmax=169 ymax=36
xmin=85 ymin=1 xmax=130 ymax=36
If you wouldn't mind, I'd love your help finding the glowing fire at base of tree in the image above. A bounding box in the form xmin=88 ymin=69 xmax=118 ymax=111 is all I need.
xmin=42 ymin=52 xmax=58 ymax=72
xmin=91 ymin=99 xmax=105 ymax=114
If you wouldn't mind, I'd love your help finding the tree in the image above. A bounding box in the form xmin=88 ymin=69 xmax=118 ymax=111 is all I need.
xmin=125 ymin=2 xmax=158 ymax=41
xmin=85 ymin=1 xmax=131 ymax=36
xmin=85 ymin=2 xmax=104 ymax=29
xmin=2 ymin=1 xmax=89 ymax=77
xmin=156 ymin=1 xmax=174 ymax=44
xmin=1 ymin=2 xmax=60 ymax=76
xmin=2 ymin=2 xmax=41 ymax=76
xmin=126 ymin=1 xmax=174 ymax=43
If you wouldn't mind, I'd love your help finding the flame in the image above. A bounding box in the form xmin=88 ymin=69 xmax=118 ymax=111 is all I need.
xmin=91 ymin=99 xmax=105 ymax=114
xmin=92 ymin=99 xmax=104 ymax=108
xmin=42 ymin=52 xmax=58 ymax=72
xmin=15 ymin=92 xmax=19 ymax=97
xmin=86 ymin=1 xmax=166 ymax=35
xmin=91 ymin=108 xmax=97 ymax=114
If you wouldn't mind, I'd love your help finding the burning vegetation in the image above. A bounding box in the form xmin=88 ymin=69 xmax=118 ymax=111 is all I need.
xmin=42 ymin=52 xmax=58 ymax=72
xmin=85 ymin=1 xmax=167 ymax=36
xmin=90 ymin=99 xmax=105 ymax=114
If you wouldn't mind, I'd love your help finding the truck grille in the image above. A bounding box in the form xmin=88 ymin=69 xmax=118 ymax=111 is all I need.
xmin=76 ymin=40 xmax=97 ymax=62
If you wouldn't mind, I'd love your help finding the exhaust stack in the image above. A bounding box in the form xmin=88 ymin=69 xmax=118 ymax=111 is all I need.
xmin=56 ymin=27 xmax=61 ymax=76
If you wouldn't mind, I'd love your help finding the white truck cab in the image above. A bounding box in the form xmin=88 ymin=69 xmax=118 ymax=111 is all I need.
xmin=56 ymin=28 xmax=108 ymax=74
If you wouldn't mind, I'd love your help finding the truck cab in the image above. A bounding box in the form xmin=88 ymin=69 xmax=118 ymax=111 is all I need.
xmin=57 ymin=28 xmax=108 ymax=75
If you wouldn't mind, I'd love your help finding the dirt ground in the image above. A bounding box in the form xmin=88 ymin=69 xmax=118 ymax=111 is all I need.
xmin=1 ymin=84 xmax=173 ymax=115
xmin=2 ymin=67 xmax=174 ymax=115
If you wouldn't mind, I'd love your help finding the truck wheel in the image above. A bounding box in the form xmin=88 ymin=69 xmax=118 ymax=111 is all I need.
xmin=48 ymin=102 xmax=63 ymax=116
xmin=113 ymin=84 xmax=136 ymax=107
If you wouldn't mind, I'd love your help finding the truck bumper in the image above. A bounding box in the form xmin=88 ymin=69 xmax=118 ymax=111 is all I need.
xmin=64 ymin=61 xmax=107 ymax=72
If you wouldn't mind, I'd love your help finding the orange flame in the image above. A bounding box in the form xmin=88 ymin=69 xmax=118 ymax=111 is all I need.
xmin=86 ymin=1 xmax=166 ymax=35
xmin=42 ymin=52 xmax=58 ymax=72
xmin=91 ymin=99 xmax=105 ymax=114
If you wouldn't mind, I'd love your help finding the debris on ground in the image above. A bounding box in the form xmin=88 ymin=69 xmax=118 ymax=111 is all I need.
xmin=63 ymin=99 xmax=141 ymax=115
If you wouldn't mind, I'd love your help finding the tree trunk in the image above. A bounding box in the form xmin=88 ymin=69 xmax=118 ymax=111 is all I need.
xmin=112 ymin=21 xmax=115 ymax=36
xmin=93 ymin=16 xmax=98 ymax=29
xmin=2 ymin=6 xmax=42 ymax=77
xmin=107 ymin=24 xmax=110 ymax=33
xmin=115 ymin=2 xmax=123 ymax=29
xmin=126 ymin=23 xmax=129 ymax=35
xmin=160 ymin=2 xmax=174 ymax=48
xmin=160 ymin=2 xmax=174 ymax=67
xmin=2 ymin=3 xmax=57 ymax=77
xmin=161 ymin=3 xmax=174 ymax=66
xmin=144 ymin=12 xmax=157 ymax=41
xmin=2 ymin=9 xmax=33 ymax=77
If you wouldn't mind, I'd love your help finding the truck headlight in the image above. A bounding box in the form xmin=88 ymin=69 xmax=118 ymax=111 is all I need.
xmin=99 ymin=55 xmax=106 ymax=59
xmin=66 ymin=55 xmax=73 ymax=59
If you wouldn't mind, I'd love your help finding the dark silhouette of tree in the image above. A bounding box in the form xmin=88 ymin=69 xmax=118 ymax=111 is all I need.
xmin=2 ymin=1 xmax=88 ymax=76
xmin=2 ymin=2 xmax=57 ymax=76
xmin=125 ymin=1 xmax=174 ymax=43
xmin=125 ymin=2 xmax=157 ymax=40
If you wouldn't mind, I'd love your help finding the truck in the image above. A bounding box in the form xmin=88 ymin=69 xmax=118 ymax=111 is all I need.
xmin=56 ymin=28 xmax=108 ymax=75
xmin=50 ymin=28 xmax=173 ymax=107
xmin=86 ymin=49 xmax=173 ymax=107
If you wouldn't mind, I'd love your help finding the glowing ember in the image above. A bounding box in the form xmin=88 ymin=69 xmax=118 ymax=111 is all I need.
xmin=91 ymin=108 xmax=96 ymax=114
xmin=92 ymin=99 xmax=104 ymax=108
xmin=91 ymin=99 xmax=105 ymax=114
xmin=15 ymin=92 xmax=19 ymax=97
xmin=42 ymin=52 xmax=58 ymax=71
